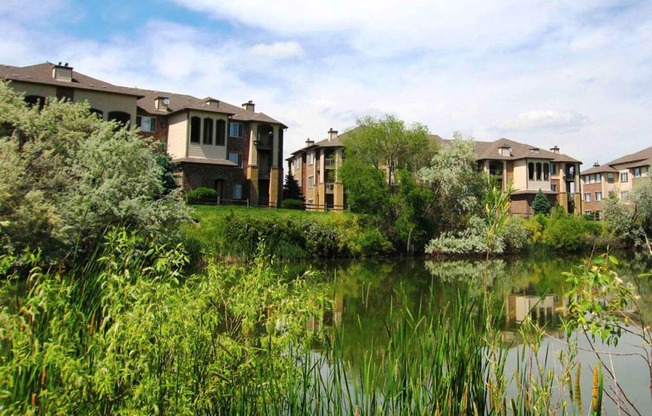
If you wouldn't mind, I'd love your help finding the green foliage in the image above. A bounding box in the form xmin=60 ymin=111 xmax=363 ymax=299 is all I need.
xmin=426 ymin=215 xmax=506 ymax=255
xmin=541 ymin=208 xmax=602 ymax=252
xmin=154 ymin=150 xmax=180 ymax=196
xmin=0 ymin=81 xmax=188 ymax=260
xmin=342 ymin=114 xmax=434 ymax=189
xmin=339 ymin=157 xmax=389 ymax=215
xmin=0 ymin=229 xmax=328 ymax=414
xmin=533 ymin=189 xmax=552 ymax=215
xmin=280 ymin=198 xmax=305 ymax=210
xmin=186 ymin=186 xmax=218 ymax=202
xmin=418 ymin=132 xmax=487 ymax=232
xmin=283 ymin=172 xmax=303 ymax=201
xmin=563 ymin=254 xmax=634 ymax=346
xmin=603 ymin=173 xmax=652 ymax=252
xmin=188 ymin=208 xmax=394 ymax=260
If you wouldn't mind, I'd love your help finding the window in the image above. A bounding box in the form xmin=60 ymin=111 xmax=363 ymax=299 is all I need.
xmin=584 ymin=193 xmax=591 ymax=202
xmin=582 ymin=176 xmax=589 ymax=184
xmin=528 ymin=162 xmax=534 ymax=180
xmin=607 ymin=173 xmax=615 ymax=183
xmin=136 ymin=115 xmax=156 ymax=133
xmin=585 ymin=210 xmax=592 ymax=215
xmin=232 ymin=183 xmax=242 ymax=200
xmin=24 ymin=95 xmax=45 ymax=110
xmin=595 ymin=192 xmax=602 ymax=201
xmin=108 ymin=111 xmax=130 ymax=125
xmin=308 ymin=152 xmax=315 ymax=165
xmin=56 ymin=86 xmax=74 ymax=101
xmin=621 ymin=191 xmax=629 ymax=200
xmin=90 ymin=108 xmax=104 ymax=119
xmin=190 ymin=116 xmax=201 ymax=143
xmin=551 ymin=183 xmax=558 ymax=192
xmin=595 ymin=174 xmax=601 ymax=183
xmin=633 ymin=167 xmax=642 ymax=178
xmin=203 ymin=118 xmax=213 ymax=145
xmin=543 ymin=163 xmax=549 ymax=180
xmin=228 ymin=152 xmax=242 ymax=167
xmin=536 ymin=162 xmax=542 ymax=181
xmin=228 ymin=122 xmax=243 ymax=138
xmin=308 ymin=176 xmax=314 ymax=187
xmin=215 ymin=120 xmax=226 ymax=146
xmin=550 ymin=163 xmax=557 ymax=175
xmin=620 ymin=172 xmax=628 ymax=182
xmin=294 ymin=158 xmax=300 ymax=169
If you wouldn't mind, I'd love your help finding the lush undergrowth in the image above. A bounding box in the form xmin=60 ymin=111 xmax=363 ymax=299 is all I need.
xmin=184 ymin=205 xmax=393 ymax=261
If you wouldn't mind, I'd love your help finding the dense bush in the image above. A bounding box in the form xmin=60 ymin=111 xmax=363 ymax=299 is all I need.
xmin=426 ymin=216 xmax=505 ymax=256
xmin=0 ymin=229 xmax=327 ymax=414
xmin=0 ymin=81 xmax=188 ymax=260
xmin=281 ymin=198 xmax=305 ymax=210
xmin=186 ymin=186 xmax=218 ymax=202
xmin=541 ymin=210 xmax=603 ymax=251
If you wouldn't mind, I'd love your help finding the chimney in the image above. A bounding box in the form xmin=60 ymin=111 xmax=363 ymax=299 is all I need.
xmin=498 ymin=145 xmax=512 ymax=157
xmin=155 ymin=96 xmax=170 ymax=111
xmin=242 ymin=100 xmax=255 ymax=112
xmin=593 ymin=161 xmax=600 ymax=167
xmin=52 ymin=62 xmax=73 ymax=82
xmin=550 ymin=146 xmax=560 ymax=154
xmin=305 ymin=138 xmax=314 ymax=147
xmin=328 ymin=128 xmax=338 ymax=142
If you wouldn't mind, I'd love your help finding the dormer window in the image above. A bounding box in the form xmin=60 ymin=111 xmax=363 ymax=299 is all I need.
xmin=155 ymin=97 xmax=170 ymax=111
xmin=52 ymin=63 xmax=73 ymax=82
xmin=498 ymin=145 xmax=512 ymax=157
xmin=530 ymin=147 xmax=540 ymax=154
xmin=205 ymin=98 xmax=220 ymax=107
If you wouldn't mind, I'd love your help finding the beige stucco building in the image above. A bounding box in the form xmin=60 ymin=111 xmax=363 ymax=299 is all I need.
xmin=287 ymin=131 xmax=583 ymax=215
xmin=580 ymin=146 xmax=652 ymax=217
xmin=0 ymin=62 xmax=286 ymax=206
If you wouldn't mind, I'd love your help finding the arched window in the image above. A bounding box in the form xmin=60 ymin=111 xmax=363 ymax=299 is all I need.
xmin=536 ymin=163 xmax=542 ymax=180
xmin=215 ymin=120 xmax=226 ymax=146
xmin=528 ymin=162 xmax=534 ymax=180
xmin=108 ymin=111 xmax=130 ymax=125
xmin=543 ymin=163 xmax=549 ymax=180
xmin=24 ymin=95 xmax=45 ymax=110
xmin=190 ymin=116 xmax=201 ymax=143
xmin=90 ymin=108 xmax=104 ymax=119
xmin=203 ymin=118 xmax=213 ymax=145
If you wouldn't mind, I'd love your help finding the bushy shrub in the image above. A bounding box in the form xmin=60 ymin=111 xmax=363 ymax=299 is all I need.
xmin=281 ymin=198 xmax=305 ymax=210
xmin=522 ymin=214 xmax=548 ymax=244
xmin=501 ymin=216 xmax=531 ymax=253
xmin=186 ymin=187 xmax=218 ymax=202
xmin=426 ymin=216 xmax=505 ymax=256
xmin=541 ymin=209 xmax=603 ymax=251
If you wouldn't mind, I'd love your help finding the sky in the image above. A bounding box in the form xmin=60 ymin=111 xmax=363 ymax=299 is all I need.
xmin=1 ymin=0 xmax=651 ymax=167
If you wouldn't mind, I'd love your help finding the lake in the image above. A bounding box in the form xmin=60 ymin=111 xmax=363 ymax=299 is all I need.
xmin=298 ymin=252 xmax=652 ymax=414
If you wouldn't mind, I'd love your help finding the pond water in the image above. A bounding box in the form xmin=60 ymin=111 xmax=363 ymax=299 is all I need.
xmin=298 ymin=252 xmax=652 ymax=414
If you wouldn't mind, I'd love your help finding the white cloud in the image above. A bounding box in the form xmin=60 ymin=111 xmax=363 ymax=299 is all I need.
xmin=249 ymin=42 xmax=304 ymax=59
xmin=492 ymin=110 xmax=590 ymax=134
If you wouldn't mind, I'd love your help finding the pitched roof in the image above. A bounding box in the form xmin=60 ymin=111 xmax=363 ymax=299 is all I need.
xmin=435 ymin=136 xmax=581 ymax=164
xmin=1 ymin=62 xmax=286 ymax=127
xmin=604 ymin=145 xmax=652 ymax=167
xmin=0 ymin=62 xmax=144 ymax=97
xmin=580 ymin=146 xmax=652 ymax=175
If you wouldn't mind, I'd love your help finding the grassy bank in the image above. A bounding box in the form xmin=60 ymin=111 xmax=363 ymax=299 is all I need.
xmin=184 ymin=205 xmax=394 ymax=260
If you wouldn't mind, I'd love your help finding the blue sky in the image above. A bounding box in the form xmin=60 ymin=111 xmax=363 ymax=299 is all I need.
xmin=1 ymin=0 xmax=651 ymax=165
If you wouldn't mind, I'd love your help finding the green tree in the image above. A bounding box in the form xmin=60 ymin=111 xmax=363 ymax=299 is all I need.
xmin=418 ymin=132 xmax=486 ymax=232
xmin=342 ymin=114 xmax=435 ymax=190
xmin=283 ymin=172 xmax=303 ymax=201
xmin=532 ymin=189 xmax=552 ymax=215
xmin=0 ymin=80 xmax=189 ymax=260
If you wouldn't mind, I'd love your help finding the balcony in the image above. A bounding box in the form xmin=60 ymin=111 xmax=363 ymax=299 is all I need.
xmin=326 ymin=182 xmax=335 ymax=194
xmin=324 ymin=158 xmax=336 ymax=168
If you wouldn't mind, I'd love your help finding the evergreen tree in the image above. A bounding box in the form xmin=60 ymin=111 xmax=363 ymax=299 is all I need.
xmin=283 ymin=173 xmax=303 ymax=201
xmin=533 ymin=189 xmax=551 ymax=215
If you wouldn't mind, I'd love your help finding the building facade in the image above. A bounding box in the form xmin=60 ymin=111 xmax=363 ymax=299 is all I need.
xmin=287 ymin=131 xmax=583 ymax=215
xmin=0 ymin=62 xmax=285 ymax=206
xmin=580 ymin=146 xmax=652 ymax=217
xmin=287 ymin=128 xmax=345 ymax=210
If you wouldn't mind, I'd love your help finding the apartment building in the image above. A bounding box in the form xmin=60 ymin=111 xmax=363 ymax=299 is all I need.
xmin=471 ymin=138 xmax=582 ymax=215
xmin=0 ymin=62 xmax=286 ymax=206
xmin=288 ymin=131 xmax=583 ymax=215
xmin=580 ymin=146 xmax=652 ymax=217
xmin=287 ymin=128 xmax=345 ymax=210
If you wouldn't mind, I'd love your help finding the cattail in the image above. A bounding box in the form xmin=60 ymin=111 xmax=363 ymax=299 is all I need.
xmin=591 ymin=364 xmax=603 ymax=416
xmin=575 ymin=362 xmax=582 ymax=414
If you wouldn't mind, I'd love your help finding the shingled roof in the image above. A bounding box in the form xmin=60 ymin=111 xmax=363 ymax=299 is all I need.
xmin=0 ymin=62 xmax=144 ymax=97
xmin=581 ymin=146 xmax=652 ymax=175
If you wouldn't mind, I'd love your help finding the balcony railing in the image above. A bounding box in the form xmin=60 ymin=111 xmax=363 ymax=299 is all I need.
xmin=324 ymin=158 xmax=336 ymax=168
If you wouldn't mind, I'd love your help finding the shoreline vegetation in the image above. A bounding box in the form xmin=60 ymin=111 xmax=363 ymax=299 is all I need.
xmin=2 ymin=83 xmax=652 ymax=414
